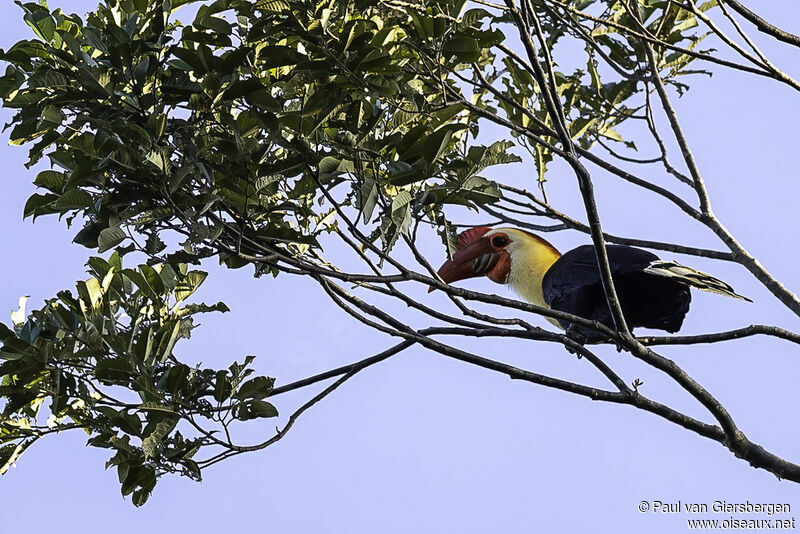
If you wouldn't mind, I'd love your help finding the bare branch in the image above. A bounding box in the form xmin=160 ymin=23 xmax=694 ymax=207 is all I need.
xmin=268 ymin=340 xmax=417 ymax=397
xmin=722 ymin=0 xmax=800 ymax=48
xmin=640 ymin=325 xmax=800 ymax=346
xmin=485 ymin=193 xmax=735 ymax=261
xmin=197 ymin=368 xmax=363 ymax=469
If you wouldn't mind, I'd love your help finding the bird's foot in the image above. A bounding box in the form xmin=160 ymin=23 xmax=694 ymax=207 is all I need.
xmin=564 ymin=325 xmax=588 ymax=357
xmin=615 ymin=332 xmax=637 ymax=353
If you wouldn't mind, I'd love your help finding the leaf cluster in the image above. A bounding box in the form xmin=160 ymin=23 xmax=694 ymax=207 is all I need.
xmin=0 ymin=252 xmax=276 ymax=506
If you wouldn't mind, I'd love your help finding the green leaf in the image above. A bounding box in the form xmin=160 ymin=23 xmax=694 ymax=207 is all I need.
xmin=163 ymin=364 xmax=190 ymax=394
xmin=256 ymin=0 xmax=290 ymax=12
xmin=116 ymin=411 xmax=143 ymax=437
xmin=138 ymin=401 xmax=176 ymax=414
xmin=358 ymin=177 xmax=378 ymax=223
xmin=23 ymin=193 xmax=57 ymax=219
xmin=171 ymin=47 xmax=207 ymax=73
xmin=245 ymin=90 xmax=281 ymax=111
xmin=139 ymin=265 xmax=165 ymax=295
xmin=442 ymin=37 xmax=480 ymax=62
xmin=387 ymin=161 xmax=426 ymax=187
xmin=534 ymin=144 xmax=552 ymax=188
xmin=155 ymin=320 xmax=181 ymax=362
xmin=196 ymin=16 xmax=232 ymax=36
xmin=123 ymin=269 xmax=160 ymax=303
xmin=257 ymin=45 xmax=303 ymax=68
xmin=423 ymin=128 xmax=453 ymax=164
xmin=391 ymin=190 xmax=412 ymax=234
xmin=235 ymin=399 xmax=279 ymax=420
xmin=213 ymin=370 xmax=232 ymax=401
xmin=587 ymin=54 xmax=602 ymax=93
xmin=319 ymin=156 xmax=355 ymax=179
xmin=142 ymin=418 xmax=178 ymax=459
xmin=34 ymin=170 xmax=64 ymax=192
xmin=235 ymin=376 xmax=275 ymax=400
xmin=98 ymin=227 xmax=127 ymax=253
xmin=175 ymin=271 xmax=208 ymax=302
xmin=84 ymin=277 xmax=104 ymax=309
xmin=461 ymin=176 xmax=502 ymax=203
xmin=95 ymin=359 xmax=136 ymax=383
xmin=52 ymin=189 xmax=92 ymax=211
xmin=23 ymin=10 xmax=56 ymax=42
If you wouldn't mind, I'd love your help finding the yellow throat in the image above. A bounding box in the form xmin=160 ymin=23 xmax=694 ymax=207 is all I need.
xmin=496 ymin=228 xmax=561 ymax=308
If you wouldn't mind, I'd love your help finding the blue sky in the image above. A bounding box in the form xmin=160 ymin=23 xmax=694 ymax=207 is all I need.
xmin=2 ymin=2 xmax=800 ymax=532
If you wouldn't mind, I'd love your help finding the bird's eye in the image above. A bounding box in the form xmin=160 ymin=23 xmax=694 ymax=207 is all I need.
xmin=491 ymin=235 xmax=509 ymax=248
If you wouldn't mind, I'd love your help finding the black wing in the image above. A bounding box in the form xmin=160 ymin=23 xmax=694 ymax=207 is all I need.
xmin=542 ymin=245 xmax=658 ymax=303
xmin=542 ymin=245 xmax=690 ymax=337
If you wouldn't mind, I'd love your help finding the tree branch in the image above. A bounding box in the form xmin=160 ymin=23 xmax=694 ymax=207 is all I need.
xmin=268 ymin=340 xmax=417 ymax=397
xmin=640 ymin=325 xmax=800 ymax=346
xmin=722 ymin=0 xmax=800 ymax=48
xmin=508 ymin=0 xmax=632 ymax=338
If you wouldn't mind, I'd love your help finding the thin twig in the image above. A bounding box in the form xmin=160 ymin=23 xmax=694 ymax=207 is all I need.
xmin=640 ymin=325 xmax=800 ymax=346
xmin=722 ymin=0 xmax=800 ymax=48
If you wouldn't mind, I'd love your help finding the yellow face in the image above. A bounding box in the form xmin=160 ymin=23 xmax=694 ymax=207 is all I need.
xmin=485 ymin=228 xmax=561 ymax=308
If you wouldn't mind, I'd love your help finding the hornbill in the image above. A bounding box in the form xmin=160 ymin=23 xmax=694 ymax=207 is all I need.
xmin=430 ymin=226 xmax=750 ymax=341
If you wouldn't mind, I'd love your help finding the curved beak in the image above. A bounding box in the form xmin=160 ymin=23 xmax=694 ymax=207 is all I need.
xmin=428 ymin=236 xmax=496 ymax=292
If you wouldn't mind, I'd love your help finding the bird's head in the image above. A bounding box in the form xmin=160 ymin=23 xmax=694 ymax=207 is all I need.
xmin=430 ymin=226 xmax=561 ymax=304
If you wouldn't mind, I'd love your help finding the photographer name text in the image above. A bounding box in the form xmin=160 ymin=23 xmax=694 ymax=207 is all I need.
xmin=639 ymin=500 xmax=790 ymax=516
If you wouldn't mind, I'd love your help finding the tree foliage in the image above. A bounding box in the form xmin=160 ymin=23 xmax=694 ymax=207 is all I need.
xmin=3 ymin=0 xmax=800 ymax=505
xmin=0 ymin=250 xmax=279 ymax=505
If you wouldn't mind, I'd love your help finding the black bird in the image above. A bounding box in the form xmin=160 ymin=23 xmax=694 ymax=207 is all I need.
xmin=432 ymin=226 xmax=750 ymax=341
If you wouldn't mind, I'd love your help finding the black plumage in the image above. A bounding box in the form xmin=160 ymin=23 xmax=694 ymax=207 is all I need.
xmin=542 ymin=245 xmax=691 ymax=339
